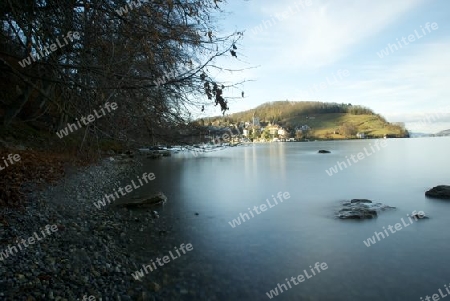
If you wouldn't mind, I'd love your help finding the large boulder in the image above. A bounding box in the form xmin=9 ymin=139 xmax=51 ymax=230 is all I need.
xmin=117 ymin=192 xmax=167 ymax=208
xmin=425 ymin=185 xmax=450 ymax=199
xmin=350 ymin=199 xmax=372 ymax=204
xmin=337 ymin=199 xmax=395 ymax=219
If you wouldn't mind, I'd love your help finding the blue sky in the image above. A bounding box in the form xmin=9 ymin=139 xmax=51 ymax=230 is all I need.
xmin=200 ymin=0 xmax=450 ymax=133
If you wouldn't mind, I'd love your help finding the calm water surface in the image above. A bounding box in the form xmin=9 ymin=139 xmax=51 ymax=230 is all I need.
xmin=130 ymin=137 xmax=450 ymax=300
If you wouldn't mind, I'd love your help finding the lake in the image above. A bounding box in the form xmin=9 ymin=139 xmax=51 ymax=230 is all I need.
xmin=128 ymin=137 xmax=450 ymax=300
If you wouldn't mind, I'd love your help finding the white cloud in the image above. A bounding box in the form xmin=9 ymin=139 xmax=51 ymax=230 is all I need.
xmin=345 ymin=41 xmax=450 ymax=105
xmin=249 ymin=0 xmax=426 ymax=70
xmin=327 ymin=39 xmax=450 ymax=132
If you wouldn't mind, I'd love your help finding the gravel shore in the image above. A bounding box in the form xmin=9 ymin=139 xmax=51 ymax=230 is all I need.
xmin=0 ymin=155 xmax=160 ymax=301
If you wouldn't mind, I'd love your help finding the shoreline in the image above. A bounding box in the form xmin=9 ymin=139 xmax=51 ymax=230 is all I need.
xmin=0 ymin=154 xmax=159 ymax=300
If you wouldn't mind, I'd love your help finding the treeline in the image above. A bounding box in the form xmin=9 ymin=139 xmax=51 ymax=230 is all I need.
xmin=204 ymin=101 xmax=385 ymax=125
xmin=0 ymin=0 xmax=242 ymax=153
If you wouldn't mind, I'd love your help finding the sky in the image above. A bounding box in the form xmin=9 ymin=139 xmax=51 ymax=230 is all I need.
xmin=200 ymin=0 xmax=450 ymax=134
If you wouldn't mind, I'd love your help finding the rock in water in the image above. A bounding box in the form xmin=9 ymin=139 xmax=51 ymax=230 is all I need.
xmin=350 ymin=199 xmax=372 ymax=204
xmin=161 ymin=150 xmax=171 ymax=157
xmin=118 ymin=192 xmax=167 ymax=208
xmin=147 ymin=151 xmax=162 ymax=159
xmin=318 ymin=150 xmax=331 ymax=153
xmin=425 ymin=185 xmax=450 ymax=199
xmin=337 ymin=199 xmax=395 ymax=219
xmin=411 ymin=212 xmax=429 ymax=219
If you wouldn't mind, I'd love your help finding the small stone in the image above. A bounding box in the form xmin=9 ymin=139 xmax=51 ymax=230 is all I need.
xmin=149 ymin=282 xmax=160 ymax=292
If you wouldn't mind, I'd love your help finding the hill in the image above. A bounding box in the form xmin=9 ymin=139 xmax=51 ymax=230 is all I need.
xmin=201 ymin=101 xmax=409 ymax=140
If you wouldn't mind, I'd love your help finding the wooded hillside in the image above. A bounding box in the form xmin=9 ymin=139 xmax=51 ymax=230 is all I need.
xmin=202 ymin=101 xmax=409 ymax=139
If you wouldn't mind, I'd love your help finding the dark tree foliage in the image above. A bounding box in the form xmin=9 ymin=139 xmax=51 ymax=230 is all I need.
xmin=0 ymin=0 xmax=244 ymax=148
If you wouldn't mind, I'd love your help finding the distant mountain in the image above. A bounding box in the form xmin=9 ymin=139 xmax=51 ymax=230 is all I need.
xmin=409 ymin=132 xmax=434 ymax=138
xmin=202 ymin=101 xmax=409 ymax=139
xmin=436 ymin=129 xmax=450 ymax=136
